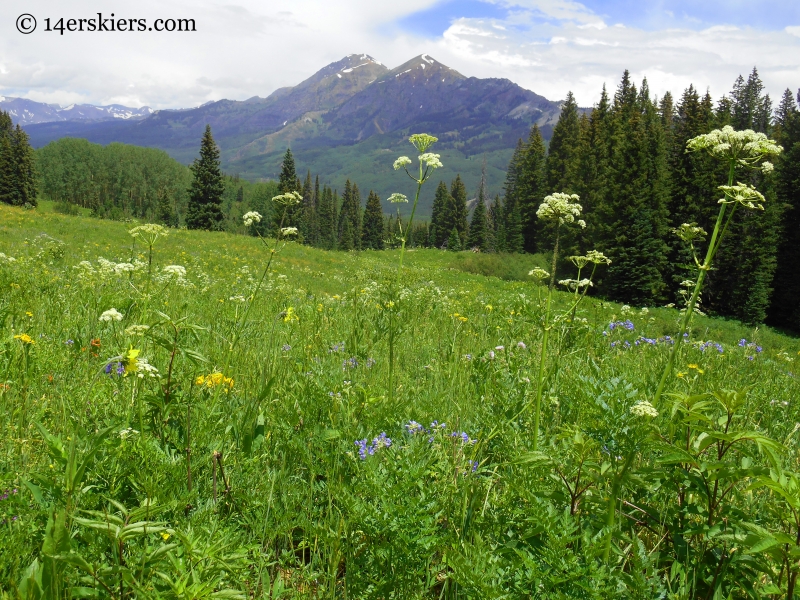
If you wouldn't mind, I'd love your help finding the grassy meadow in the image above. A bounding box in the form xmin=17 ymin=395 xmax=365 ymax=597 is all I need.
xmin=2 ymin=202 xmax=800 ymax=598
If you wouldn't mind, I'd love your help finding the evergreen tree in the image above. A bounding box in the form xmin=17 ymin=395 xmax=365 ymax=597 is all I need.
xmin=430 ymin=181 xmax=452 ymax=248
xmin=0 ymin=112 xmax=14 ymax=206
xmin=546 ymin=92 xmax=582 ymax=193
xmin=337 ymin=181 xmax=362 ymax=250
xmin=467 ymin=162 xmax=490 ymax=251
xmin=768 ymin=88 xmax=800 ymax=329
xmin=708 ymin=70 xmax=781 ymax=323
xmin=592 ymin=73 xmax=670 ymax=304
xmin=186 ymin=125 xmax=225 ymax=231
xmin=490 ymin=195 xmax=505 ymax=252
xmin=447 ymin=227 xmax=462 ymax=252
xmin=235 ymin=186 xmax=244 ymax=203
xmin=450 ymin=174 xmax=469 ymax=244
xmin=0 ymin=113 xmax=37 ymax=207
xmin=517 ymin=125 xmax=547 ymax=253
xmin=274 ymin=148 xmax=300 ymax=231
xmin=300 ymin=170 xmax=317 ymax=245
xmin=316 ymin=186 xmax=335 ymax=249
xmin=157 ymin=189 xmax=177 ymax=227
xmin=10 ymin=125 xmax=37 ymax=207
xmin=664 ymin=86 xmax=719 ymax=299
xmin=362 ymin=190 xmax=385 ymax=250
xmin=504 ymin=194 xmax=524 ymax=253
xmin=339 ymin=218 xmax=355 ymax=251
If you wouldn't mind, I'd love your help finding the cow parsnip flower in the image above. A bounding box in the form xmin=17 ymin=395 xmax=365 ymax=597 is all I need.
xmin=387 ymin=193 xmax=408 ymax=204
xmin=585 ymin=250 xmax=611 ymax=265
xmin=163 ymin=265 xmax=186 ymax=277
xmin=129 ymin=223 xmax=168 ymax=245
xmin=409 ymin=133 xmax=438 ymax=153
xmin=630 ymin=400 xmax=659 ymax=418
xmin=394 ymin=157 xmax=412 ymax=170
xmin=99 ymin=308 xmax=124 ymax=322
xmin=280 ymin=227 xmax=299 ymax=237
xmin=419 ymin=153 xmax=443 ymax=170
xmin=243 ymin=211 xmax=262 ymax=227
xmin=528 ymin=267 xmax=550 ymax=280
xmin=272 ymin=192 xmax=302 ymax=206
xmin=718 ymin=182 xmax=766 ymax=210
xmin=559 ymin=278 xmax=593 ymax=290
xmin=687 ymin=125 xmax=782 ymax=169
xmin=673 ymin=222 xmax=707 ymax=243
xmin=537 ymin=193 xmax=584 ymax=226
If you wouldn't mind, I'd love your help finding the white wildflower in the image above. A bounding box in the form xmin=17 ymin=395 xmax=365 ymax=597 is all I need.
xmin=387 ymin=193 xmax=408 ymax=203
xmin=630 ymin=401 xmax=659 ymax=418
xmin=243 ymin=211 xmax=262 ymax=227
xmin=408 ymin=133 xmax=438 ymax=152
xmin=280 ymin=227 xmax=299 ymax=237
xmin=229 ymin=295 xmax=247 ymax=302
xmin=0 ymin=252 xmax=16 ymax=263
xmin=272 ymin=192 xmax=302 ymax=205
xmin=163 ymin=265 xmax=187 ymax=278
xmin=113 ymin=262 xmax=135 ymax=274
xmin=620 ymin=305 xmax=632 ymax=316
xmin=136 ymin=358 xmax=160 ymax=379
xmin=537 ymin=193 xmax=583 ymax=226
xmin=419 ymin=153 xmax=443 ymax=169
xmin=528 ymin=267 xmax=550 ymax=280
xmin=129 ymin=223 xmax=168 ymax=245
xmin=718 ymin=182 xmax=767 ymax=210
xmin=585 ymin=250 xmax=612 ymax=265
xmin=394 ymin=156 xmax=412 ymax=170
xmin=119 ymin=428 xmax=140 ymax=439
xmin=125 ymin=324 xmax=150 ymax=336
xmin=99 ymin=308 xmax=124 ymax=322
xmin=687 ymin=126 xmax=781 ymax=170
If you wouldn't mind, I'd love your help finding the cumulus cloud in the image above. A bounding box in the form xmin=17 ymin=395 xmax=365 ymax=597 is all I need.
xmin=433 ymin=10 xmax=800 ymax=105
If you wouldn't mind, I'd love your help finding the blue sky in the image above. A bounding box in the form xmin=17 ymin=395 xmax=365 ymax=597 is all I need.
xmin=398 ymin=0 xmax=800 ymax=35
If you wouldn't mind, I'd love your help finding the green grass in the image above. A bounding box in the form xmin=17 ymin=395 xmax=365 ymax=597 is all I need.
xmin=2 ymin=203 xmax=800 ymax=598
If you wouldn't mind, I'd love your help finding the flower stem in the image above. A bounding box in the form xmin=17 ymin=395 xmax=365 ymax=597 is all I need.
xmin=654 ymin=160 xmax=735 ymax=405
xmin=533 ymin=225 xmax=560 ymax=451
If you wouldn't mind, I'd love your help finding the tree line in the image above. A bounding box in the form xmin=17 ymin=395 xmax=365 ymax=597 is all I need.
xmin=0 ymin=111 xmax=37 ymax=207
xmin=484 ymin=69 xmax=799 ymax=329
xmin=18 ymin=65 xmax=800 ymax=330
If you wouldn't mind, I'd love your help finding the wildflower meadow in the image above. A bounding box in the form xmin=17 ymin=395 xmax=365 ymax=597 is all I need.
xmin=2 ymin=132 xmax=800 ymax=599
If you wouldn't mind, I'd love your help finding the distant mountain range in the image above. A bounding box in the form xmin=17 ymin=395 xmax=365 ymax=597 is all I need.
xmin=0 ymin=96 xmax=153 ymax=125
xmin=14 ymin=54 xmax=570 ymax=215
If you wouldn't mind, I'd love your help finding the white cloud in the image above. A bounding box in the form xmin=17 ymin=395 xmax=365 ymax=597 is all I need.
xmin=0 ymin=0 xmax=438 ymax=108
xmin=433 ymin=13 xmax=800 ymax=105
xmin=0 ymin=0 xmax=797 ymax=111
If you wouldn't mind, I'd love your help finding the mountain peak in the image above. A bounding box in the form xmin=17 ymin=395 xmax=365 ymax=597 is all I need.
xmin=381 ymin=54 xmax=465 ymax=84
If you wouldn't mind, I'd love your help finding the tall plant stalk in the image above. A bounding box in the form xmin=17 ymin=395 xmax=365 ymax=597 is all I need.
xmin=387 ymin=134 xmax=443 ymax=403
xmin=654 ymin=126 xmax=781 ymax=405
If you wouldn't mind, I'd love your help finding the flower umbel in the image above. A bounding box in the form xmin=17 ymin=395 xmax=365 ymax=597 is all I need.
xmin=408 ymin=133 xmax=438 ymax=153
xmin=99 ymin=308 xmax=124 ymax=322
xmin=243 ymin=211 xmax=262 ymax=227
xmin=537 ymin=193 xmax=584 ymax=226
xmin=387 ymin=193 xmax=408 ymax=204
xmin=630 ymin=401 xmax=659 ymax=418
xmin=718 ymin=183 xmax=767 ymax=210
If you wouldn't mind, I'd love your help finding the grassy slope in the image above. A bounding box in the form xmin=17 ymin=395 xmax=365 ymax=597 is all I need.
xmin=2 ymin=203 xmax=799 ymax=594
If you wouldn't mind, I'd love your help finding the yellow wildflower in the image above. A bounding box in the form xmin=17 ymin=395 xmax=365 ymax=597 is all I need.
xmin=195 ymin=372 xmax=234 ymax=391
xmin=283 ymin=307 xmax=299 ymax=323
xmin=14 ymin=334 xmax=35 ymax=345
xmin=122 ymin=347 xmax=140 ymax=375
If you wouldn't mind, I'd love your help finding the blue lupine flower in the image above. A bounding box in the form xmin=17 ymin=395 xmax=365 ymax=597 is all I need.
xmin=406 ymin=420 xmax=425 ymax=434
xmin=281 ymin=344 xmax=292 ymax=352
xmin=739 ymin=339 xmax=747 ymax=347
